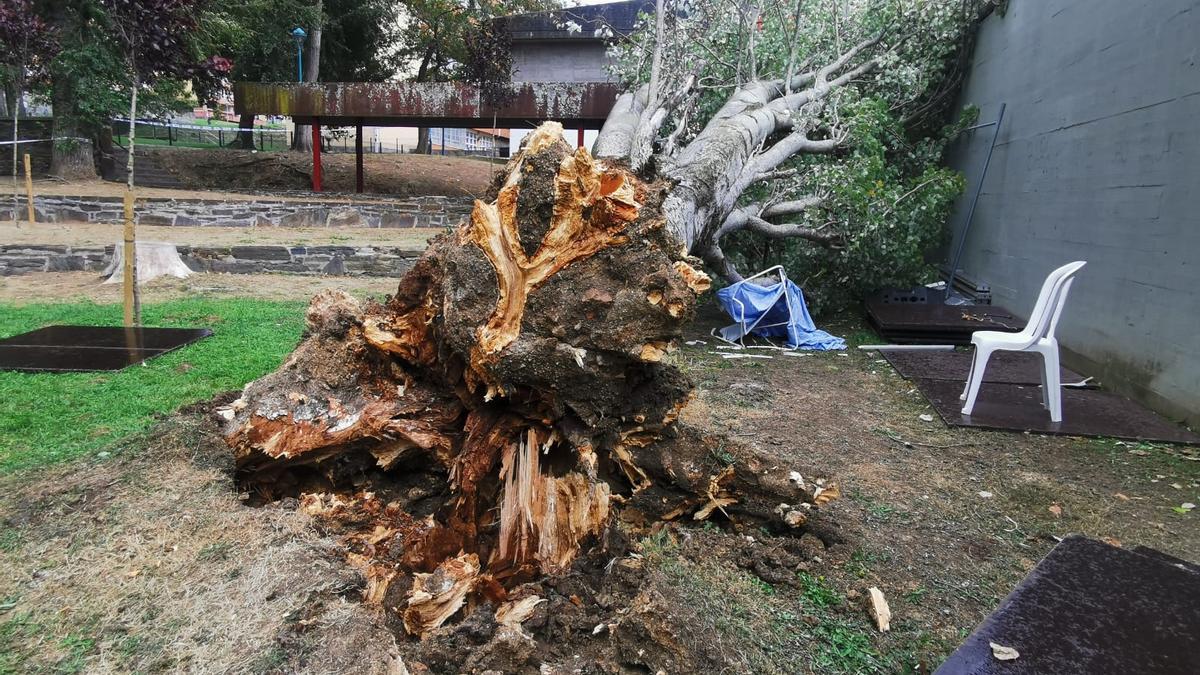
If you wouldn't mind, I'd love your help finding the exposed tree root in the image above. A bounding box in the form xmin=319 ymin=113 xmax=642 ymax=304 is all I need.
xmin=223 ymin=123 xmax=835 ymax=638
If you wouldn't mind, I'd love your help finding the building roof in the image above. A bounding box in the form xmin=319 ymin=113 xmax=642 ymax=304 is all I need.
xmin=472 ymin=127 xmax=511 ymax=139
xmin=505 ymin=0 xmax=655 ymax=42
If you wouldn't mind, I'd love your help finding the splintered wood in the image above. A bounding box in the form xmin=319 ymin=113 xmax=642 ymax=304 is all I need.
xmin=496 ymin=429 xmax=611 ymax=572
xmin=224 ymin=122 xmax=832 ymax=639
xmin=403 ymin=553 xmax=482 ymax=636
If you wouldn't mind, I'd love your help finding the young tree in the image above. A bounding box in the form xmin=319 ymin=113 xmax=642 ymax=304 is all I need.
xmin=225 ymin=0 xmax=1000 ymax=633
xmin=0 ymin=0 xmax=56 ymax=226
xmin=101 ymin=0 xmax=227 ymax=324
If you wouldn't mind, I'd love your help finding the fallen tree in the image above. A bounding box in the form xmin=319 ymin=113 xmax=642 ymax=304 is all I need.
xmin=224 ymin=0 xmax=994 ymax=640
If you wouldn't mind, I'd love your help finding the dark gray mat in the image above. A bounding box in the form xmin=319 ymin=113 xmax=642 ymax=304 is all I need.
xmin=865 ymin=300 xmax=1022 ymax=344
xmin=882 ymin=349 xmax=1085 ymax=385
xmin=914 ymin=378 xmax=1200 ymax=445
xmin=937 ymin=537 xmax=1200 ymax=674
xmin=0 ymin=325 xmax=212 ymax=373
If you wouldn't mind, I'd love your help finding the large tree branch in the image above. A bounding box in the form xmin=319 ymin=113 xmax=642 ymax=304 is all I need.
xmin=700 ymin=242 xmax=744 ymax=283
xmin=593 ymin=86 xmax=648 ymax=160
xmin=747 ymin=129 xmax=841 ymax=179
xmin=628 ymin=72 xmax=698 ymax=172
xmin=743 ymin=215 xmax=841 ymax=246
xmin=761 ymin=196 xmax=825 ymax=218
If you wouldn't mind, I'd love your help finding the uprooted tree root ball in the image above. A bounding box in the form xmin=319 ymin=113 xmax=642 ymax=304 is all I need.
xmin=221 ymin=123 xmax=840 ymax=657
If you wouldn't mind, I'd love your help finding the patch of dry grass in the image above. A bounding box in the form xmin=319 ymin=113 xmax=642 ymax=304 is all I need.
xmin=0 ymin=414 xmax=396 ymax=674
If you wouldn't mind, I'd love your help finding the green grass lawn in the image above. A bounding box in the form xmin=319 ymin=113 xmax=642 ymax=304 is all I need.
xmin=0 ymin=299 xmax=305 ymax=473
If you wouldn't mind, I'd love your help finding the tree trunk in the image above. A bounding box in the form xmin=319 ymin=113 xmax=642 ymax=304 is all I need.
xmin=292 ymin=15 xmax=321 ymax=153
xmin=48 ymin=75 xmax=95 ymax=180
xmin=232 ymin=113 xmax=256 ymax=149
xmin=47 ymin=2 xmax=97 ymax=180
xmin=2 ymin=80 xmax=16 ymax=120
xmin=224 ymin=123 xmax=826 ymax=635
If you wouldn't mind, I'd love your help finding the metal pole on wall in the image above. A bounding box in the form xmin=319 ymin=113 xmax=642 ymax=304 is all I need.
xmin=311 ymin=119 xmax=322 ymax=192
xmin=355 ymin=121 xmax=364 ymax=193
xmin=292 ymin=27 xmax=307 ymax=82
xmin=945 ymin=102 xmax=1006 ymax=303
xmin=440 ymin=128 xmax=445 ymax=156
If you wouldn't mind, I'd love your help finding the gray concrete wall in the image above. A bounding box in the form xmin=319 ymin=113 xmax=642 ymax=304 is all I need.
xmin=511 ymin=42 xmax=613 ymax=83
xmin=946 ymin=0 xmax=1200 ymax=425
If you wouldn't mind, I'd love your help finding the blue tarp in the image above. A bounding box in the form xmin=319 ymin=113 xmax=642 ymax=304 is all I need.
xmin=716 ymin=277 xmax=846 ymax=350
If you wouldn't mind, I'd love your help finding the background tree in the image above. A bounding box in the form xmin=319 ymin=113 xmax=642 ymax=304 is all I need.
xmin=196 ymin=0 xmax=321 ymax=148
xmin=288 ymin=0 xmax=398 ymax=152
xmin=36 ymin=0 xmax=104 ymax=179
xmin=599 ymin=0 xmax=999 ymax=311
xmin=100 ymin=0 xmax=227 ymax=325
xmin=0 ymin=0 xmax=56 ymax=224
xmin=395 ymin=0 xmax=555 ymax=153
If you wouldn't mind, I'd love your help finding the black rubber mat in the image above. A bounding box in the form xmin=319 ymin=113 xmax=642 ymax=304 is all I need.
xmin=915 ymin=378 xmax=1200 ymax=445
xmin=936 ymin=537 xmax=1200 ymax=674
xmin=865 ymin=299 xmax=1022 ymax=345
xmin=882 ymin=349 xmax=1085 ymax=385
xmin=0 ymin=325 xmax=213 ymax=373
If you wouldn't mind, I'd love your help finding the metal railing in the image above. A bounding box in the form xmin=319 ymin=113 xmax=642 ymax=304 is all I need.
xmin=110 ymin=119 xmax=509 ymax=158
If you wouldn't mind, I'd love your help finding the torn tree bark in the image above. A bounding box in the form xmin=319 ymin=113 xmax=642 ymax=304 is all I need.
xmin=225 ymin=122 xmax=831 ymax=636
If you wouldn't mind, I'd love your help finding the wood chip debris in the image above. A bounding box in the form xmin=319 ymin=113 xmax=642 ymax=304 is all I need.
xmin=867 ymin=587 xmax=891 ymax=632
xmin=495 ymin=595 xmax=546 ymax=631
xmin=989 ymin=641 xmax=1020 ymax=661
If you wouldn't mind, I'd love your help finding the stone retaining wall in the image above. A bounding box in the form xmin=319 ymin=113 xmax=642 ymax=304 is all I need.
xmin=0 ymin=243 xmax=422 ymax=277
xmin=0 ymin=194 xmax=473 ymax=229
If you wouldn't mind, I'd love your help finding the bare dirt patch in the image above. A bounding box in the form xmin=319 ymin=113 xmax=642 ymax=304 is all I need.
xmin=0 ymin=271 xmax=400 ymax=305
xmin=0 ymin=222 xmax=441 ymax=249
xmin=0 ymin=411 xmax=400 ymax=674
xmin=7 ymin=151 xmax=499 ymax=201
xmin=1 ymin=303 xmax=1196 ymax=674
xmin=146 ymin=147 xmax=502 ymax=198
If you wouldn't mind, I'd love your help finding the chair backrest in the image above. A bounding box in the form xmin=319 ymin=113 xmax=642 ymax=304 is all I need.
xmin=1018 ymin=261 xmax=1086 ymax=346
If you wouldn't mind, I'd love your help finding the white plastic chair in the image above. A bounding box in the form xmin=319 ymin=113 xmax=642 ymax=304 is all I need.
xmin=960 ymin=261 xmax=1086 ymax=422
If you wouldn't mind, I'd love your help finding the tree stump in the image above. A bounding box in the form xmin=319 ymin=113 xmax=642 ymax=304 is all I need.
xmin=223 ymin=123 xmax=827 ymax=636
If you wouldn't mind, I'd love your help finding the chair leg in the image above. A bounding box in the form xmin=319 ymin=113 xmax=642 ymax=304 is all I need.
xmin=961 ymin=348 xmax=978 ymax=401
xmin=1038 ymin=351 xmax=1050 ymax=410
xmin=1044 ymin=347 xmax=1063 ymax=422
xmin=961 ymin=347 xmax=993 ymax=416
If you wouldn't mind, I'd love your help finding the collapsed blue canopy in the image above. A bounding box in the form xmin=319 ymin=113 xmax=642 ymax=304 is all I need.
xmin=716 ymin=273 xmax=845 ymax=350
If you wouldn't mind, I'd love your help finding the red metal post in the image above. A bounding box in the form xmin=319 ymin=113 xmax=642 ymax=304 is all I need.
xmin=311 ymin=120 xmax=323 ymax=192
xmin=577 ymin=128 xmax=584 ymax=149
xmin=355 ymin=121 xmax=364 ymax=194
